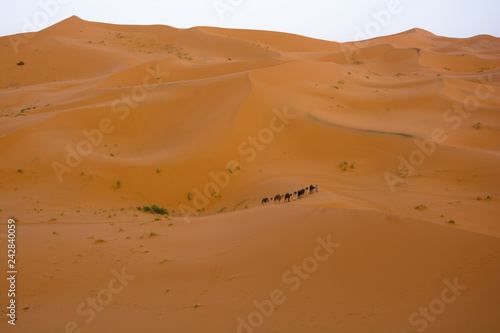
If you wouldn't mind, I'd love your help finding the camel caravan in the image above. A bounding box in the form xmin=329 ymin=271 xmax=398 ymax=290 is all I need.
xmin=261 ymin=184 xmax=318 ymax=205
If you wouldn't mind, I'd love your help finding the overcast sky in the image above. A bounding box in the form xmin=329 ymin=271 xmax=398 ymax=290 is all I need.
xmin=1 ymin=0 xmax=499 ymax=42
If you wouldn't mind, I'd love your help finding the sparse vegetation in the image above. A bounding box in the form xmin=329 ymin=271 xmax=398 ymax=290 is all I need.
xmin=448 ymin=220 xmax=456 ymax=224
xmin=138 ymin=205 xmax=169 ymax=216
xmin=112 ymin=180 xmax=121 ymax=190
xmin=151 ymin=204 xmax=168 ymax=215
xmin=17 ymin=61 xmax=24 ymax=66
xmin=52 ymin=231 xmax=58 ymax=235
xmin=187 ymin=192 xmax=192 ymax=200
xmin=217 ymin=207 xmax=227 ymax=213
xmin=339 ymin=161 xmax=355 ymax=171
xmin=398 ymin=169 xmax=410 ymax=178
xmin=94 ymin=239 xmax=106 ymax=244
xmin=17 ymin=169 xmax=23 ymax=173
xmin=210 ymin=191 xmax=221 ymax=199
xmin=415 ymin=204 xmax=428 ymax=210
xmin=159 ymin=258 xmax=169 ymax=264
xmin=148 ymin=232 xmax=160 ymax=238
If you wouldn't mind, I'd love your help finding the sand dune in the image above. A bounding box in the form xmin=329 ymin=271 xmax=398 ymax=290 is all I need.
xmin=0 ymin=16 xmax=499 ymax=333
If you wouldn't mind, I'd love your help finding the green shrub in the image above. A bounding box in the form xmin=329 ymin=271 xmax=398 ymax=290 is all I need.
xmin=112 ymin=180 xmax=121 ymax=189
xmin=415 ymin=204 xmax=428 ymax=210
xmin=339 ymin=161 xmax=355 ymax=171
xmin=139 ymin=204 xmax=168 ymax=215
xmin=151 ymin=204 xmax=168 ymax=215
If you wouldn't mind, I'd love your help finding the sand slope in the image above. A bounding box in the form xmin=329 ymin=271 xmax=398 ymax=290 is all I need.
xmin=1 ymin=16 xmax=500 ymax=333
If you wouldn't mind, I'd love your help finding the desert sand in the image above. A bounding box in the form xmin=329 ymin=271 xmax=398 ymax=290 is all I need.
xmin=0 ymin=16 xmax=499 ymax=333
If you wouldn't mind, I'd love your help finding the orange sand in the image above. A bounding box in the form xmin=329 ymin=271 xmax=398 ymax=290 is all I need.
xmin=0 ymin=16 xmax=499 ymax=333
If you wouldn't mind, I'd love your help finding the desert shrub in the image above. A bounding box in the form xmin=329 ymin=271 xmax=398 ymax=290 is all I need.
xmin=151 ymin=204 xmax=168 ymax=215
xmin=112 ymin=180 xmax=121 ymax=189
xmin=415 ymin=204 xmax=428 ymax=210
xmin=138 ymin=204 xmax=168 ymax=215
xmin=339 ymin=161 xmax=355 ymax=171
